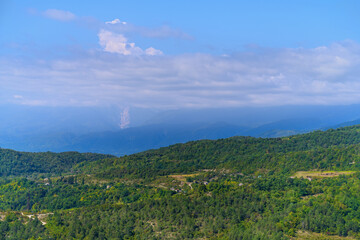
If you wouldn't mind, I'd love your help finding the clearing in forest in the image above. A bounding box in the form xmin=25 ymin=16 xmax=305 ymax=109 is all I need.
xmin=168 ymin=173 xmax=202 ymax=189
xmin=292 ymin=171 xmax=356 ymax=179
xmin=295 ymin=230 xmax=356 ymax=239
xmin=168 ymin=173 xmax=200 ymax=182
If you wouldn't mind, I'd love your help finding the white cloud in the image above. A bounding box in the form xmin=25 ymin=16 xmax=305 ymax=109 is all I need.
xmin=98 ymin=29 xmax=163 ymax=56
xmin=103 ymin=20 xmax=191 ymax=40
xmin=119 ymin=107 xmax=130 ymax=129
xmin=98 ymin=29 xmax=142 ymax=55
xmin=43 ymin=9 xmax=76 ymax=21
xmin=145 ymin=47 xmax=163 ymax=56
xmin=13 ymin=95 xmax=23 ymax=99
xmin=106 ymin=18 xmax=127 ymax=25
xmin=2 ymin=41 xmax=360 ymax=108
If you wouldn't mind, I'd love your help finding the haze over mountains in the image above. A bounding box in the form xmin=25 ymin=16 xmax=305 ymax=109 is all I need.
xmin=2 ymin=104 xmax=360 ymax=155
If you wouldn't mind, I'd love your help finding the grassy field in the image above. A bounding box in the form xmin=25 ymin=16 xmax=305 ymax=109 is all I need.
xmin=292 ymin=171 xmax=356 ymax=179
xmin=168 ymin=173 xmax=201 ymax=182
xmin=295 ymin=231 xmax=356 ymax=239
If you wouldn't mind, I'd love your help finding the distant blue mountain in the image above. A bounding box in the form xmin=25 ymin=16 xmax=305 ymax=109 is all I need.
xmin=2 ymin=104 xmax=360 ymax=155
xmin=324 ymin=119 xmax=360 ymax=130
xmin=244 ymin=118 xmax=325 ymax=137
xmin=0 ymin=122 xmax=247 ymax=155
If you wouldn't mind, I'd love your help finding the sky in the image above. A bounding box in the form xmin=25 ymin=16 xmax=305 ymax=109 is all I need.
xmin=1 ymin=0 xmax=360 ymax=110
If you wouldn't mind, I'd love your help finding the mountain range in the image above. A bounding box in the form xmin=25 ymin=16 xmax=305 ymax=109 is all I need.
xmin=2 ymin=104 xmax=360 ymax=155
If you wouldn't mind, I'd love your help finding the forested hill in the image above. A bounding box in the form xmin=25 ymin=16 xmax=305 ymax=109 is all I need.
xmin=3 ymin=125 xmax=360 ymax=239
xmin=2 ymin=125 xmax=360 ymax=179
xmin=1 ymin=125 xmax=360 ymax=179
xmin=79 ymin=125 xmax=360 ymax=180
xmin=0 ymin=148 xmax=113 ymax=177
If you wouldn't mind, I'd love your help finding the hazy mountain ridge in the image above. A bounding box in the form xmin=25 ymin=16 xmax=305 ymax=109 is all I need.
xmin=2 ymin=104 xmax=360 ymax=155
xmin=1 ymin=118 xmax=359 ymax=156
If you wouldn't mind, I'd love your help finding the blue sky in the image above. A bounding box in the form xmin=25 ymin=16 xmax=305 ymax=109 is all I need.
xmin=1 ymin=0 xmax=360 ymax=109
xmin=2 ymin=0 xmax=360 ymax=54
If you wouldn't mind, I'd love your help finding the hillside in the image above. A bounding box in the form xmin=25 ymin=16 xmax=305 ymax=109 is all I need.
xmin=2 ymin=125 xmax=360 ymax=239
xmin=78 ymin=125 xmax=360 ymax=181
xmin=0 ymin=149 xmax=113 ymax=177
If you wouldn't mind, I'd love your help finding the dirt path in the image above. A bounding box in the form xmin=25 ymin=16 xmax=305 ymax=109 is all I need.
xmin=21 ymin=212 xmax=53 ymax=225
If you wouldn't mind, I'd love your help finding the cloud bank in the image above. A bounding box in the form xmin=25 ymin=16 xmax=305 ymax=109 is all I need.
xmin=1 ymin=41 xmax=360 ymax=109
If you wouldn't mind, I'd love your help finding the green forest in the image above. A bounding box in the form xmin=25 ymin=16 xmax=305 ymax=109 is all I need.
xmin=3 ymin=125 xmax=360 ymax=239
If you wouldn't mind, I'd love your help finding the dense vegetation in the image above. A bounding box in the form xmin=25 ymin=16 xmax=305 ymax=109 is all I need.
xmin=3 ymin=125 xmax=360 ymax=239
xmin=79 ymin=126 xmax=360 ymax=180
xmin=0 ymin=149 xmax=113 ymax=177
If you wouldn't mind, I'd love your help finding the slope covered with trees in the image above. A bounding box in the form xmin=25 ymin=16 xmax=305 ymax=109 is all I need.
xmin=2 ymin=125 xmax=360 ymax=239
xmin=0 ymin=149 xmax=113 ymax=177
xmin=79 ymin=126 xmax=360 ymax=181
